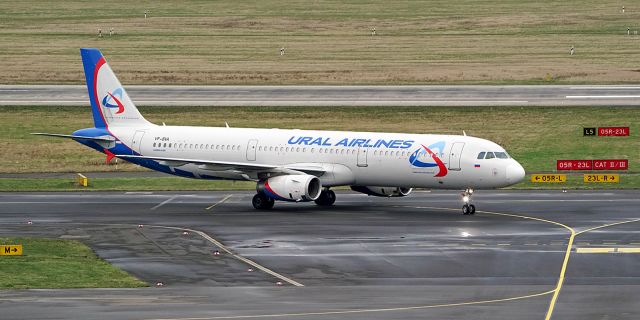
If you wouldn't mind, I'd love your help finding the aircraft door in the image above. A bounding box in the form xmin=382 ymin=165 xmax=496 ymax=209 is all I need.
xmin=246 ymin=139 xmax=258 ymax=161
xmin=131 ymin=130 xmax=145 ymax=154
xmin=448 ymin=142 xmax=465 ymax=171
xmin=357 ymin=147 xmax=368 ymax=167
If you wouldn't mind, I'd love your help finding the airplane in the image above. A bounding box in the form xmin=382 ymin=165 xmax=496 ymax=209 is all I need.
xmin=34 ymin=48 xmax=526 ymax=215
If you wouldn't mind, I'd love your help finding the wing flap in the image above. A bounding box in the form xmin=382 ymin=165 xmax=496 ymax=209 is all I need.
xmin=117 ymin=155 xmax=326 ymax=176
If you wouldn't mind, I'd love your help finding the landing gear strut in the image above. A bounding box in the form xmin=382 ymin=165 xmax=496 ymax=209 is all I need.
xmin=461 ymin=188 xmax=476 ymax=215
xmin=252 ymin=193 xmax=274 ymax=210
xmin=314 ymin=189 xmax=336 ymax=206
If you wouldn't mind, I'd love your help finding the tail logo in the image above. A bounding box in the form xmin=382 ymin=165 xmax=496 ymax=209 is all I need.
xmin=408 ymin=141 xmax=448 ymax=177
xmin=101 ymin=87 xmax=125 ymax=114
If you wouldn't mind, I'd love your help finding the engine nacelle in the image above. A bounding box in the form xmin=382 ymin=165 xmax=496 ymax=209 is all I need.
xmin=258 ymin=175 xmax=322 ymax=202
xmin=350 ymin=186 xmax=413 ymax=197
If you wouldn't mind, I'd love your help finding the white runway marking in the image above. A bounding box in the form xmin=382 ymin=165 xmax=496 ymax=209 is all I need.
xmin=206 ymin=194 xmax=233 ymax=210
xmin=570 ymin=86 xmax=640 ymax=89
xmin=150 ymin=196 xmax=178 ymax=210
xmin=566 ymin=95 xmax=640 ymax=99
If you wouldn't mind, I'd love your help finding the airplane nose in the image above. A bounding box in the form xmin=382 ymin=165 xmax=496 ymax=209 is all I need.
xmin=506 ymin=162 xmax=526 ymax=183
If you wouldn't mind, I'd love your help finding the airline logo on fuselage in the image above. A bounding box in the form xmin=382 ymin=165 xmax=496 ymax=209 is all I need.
xmin=409 ymin=141 xmax=448 ymax=177
xmin=288 ymin=136 xmax=414 ymax=149
xmin=102 ymin=87 xmax=125 ymax=114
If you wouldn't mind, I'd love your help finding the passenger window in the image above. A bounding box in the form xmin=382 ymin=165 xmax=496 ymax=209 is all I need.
xmin=477 ymin=152 xmax=486 ymax=159
xmin=485 ymin=152 xmax=495 ymax=159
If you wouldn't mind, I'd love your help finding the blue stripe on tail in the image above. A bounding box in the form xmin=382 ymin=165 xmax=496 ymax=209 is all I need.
xmin=80 ymin=48 xmax=107 ymax=128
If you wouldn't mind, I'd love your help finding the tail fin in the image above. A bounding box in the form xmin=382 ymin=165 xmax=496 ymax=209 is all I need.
xmin=80 ymin=48 xmax=152 ymax=128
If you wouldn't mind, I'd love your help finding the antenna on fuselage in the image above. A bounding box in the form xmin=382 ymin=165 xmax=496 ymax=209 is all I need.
xmin=225 ymin=122 xmax=230 ymax=128
xmin=463 ymin=130 xmax=467 ymax=136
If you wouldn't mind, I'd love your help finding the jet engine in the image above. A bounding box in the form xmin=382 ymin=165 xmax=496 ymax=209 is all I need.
xmin=350 ymin=186 xmax=413 ymax=197
xmin=258 ymin=175 xmax=322 ymax=201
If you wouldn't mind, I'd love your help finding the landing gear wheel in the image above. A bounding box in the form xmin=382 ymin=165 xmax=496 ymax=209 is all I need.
xmin=462 ymin=204 xmax=470 ymax=215
xmin=252 ymin=193 xmax=274 ymax=210
xmin=314 ymin=189 xmax=336 ymax=206
xmin=469 ymin=204 xmax=476 ymax=215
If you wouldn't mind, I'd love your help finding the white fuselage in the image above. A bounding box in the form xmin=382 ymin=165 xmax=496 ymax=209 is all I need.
xmin=109 ymin=125 xmax=525 ymax=190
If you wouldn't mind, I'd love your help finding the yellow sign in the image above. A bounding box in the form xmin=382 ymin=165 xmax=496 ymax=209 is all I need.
xmin=531 ymin=174 xmax=566 ymax=183
xmin=77 ymin=173 xmax=88 ymax=187
xmin=583 ymin=174 xmax=619 ymax=183
xmin=0 ymin=245 xmax=23 ymax=256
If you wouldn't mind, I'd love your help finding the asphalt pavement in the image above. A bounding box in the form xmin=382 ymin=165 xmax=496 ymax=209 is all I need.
xmin=2 ymin=85 xmax=640 ymax=106
xmin=1 ymin=190 xmax=639 ymax=319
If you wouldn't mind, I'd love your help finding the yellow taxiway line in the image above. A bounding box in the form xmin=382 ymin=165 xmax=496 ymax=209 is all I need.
xmin=149 ymin=289 xmax=556 ymax=320
xmin=206 ymin=194 xmax=233 ymax=210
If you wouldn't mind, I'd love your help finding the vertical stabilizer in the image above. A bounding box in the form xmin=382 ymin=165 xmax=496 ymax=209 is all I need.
xmin=80 ymin=48 xmax=152 ymax=128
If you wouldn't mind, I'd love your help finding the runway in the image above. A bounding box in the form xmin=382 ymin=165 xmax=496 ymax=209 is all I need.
xmin=2 ymin=85 xmax=640 ymax=106
xmin=1 ymin=190 xmax=640 ymax=319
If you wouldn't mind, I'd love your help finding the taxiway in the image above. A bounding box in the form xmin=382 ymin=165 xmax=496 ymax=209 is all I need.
xmin=1 ymin=190 xmax=639 ymax=319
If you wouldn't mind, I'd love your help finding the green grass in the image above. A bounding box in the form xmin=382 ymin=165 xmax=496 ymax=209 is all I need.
xmin=0 ymin=237 xmax=146 ymax=289
xmin=0 ymin=177 xmax=255 ymax=191
xmin=0 ymin=175 xmax=637 ymax=191
xmin=511 ymin=174 xmax=640 ymax=189
xmin=1 ymin=1 xmax=640 ymax=84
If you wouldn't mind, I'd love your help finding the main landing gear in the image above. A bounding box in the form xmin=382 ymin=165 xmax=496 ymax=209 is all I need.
xmin=314 ymin=189 xmax=336 ymax=206
xmin=252 ymin=193 xmax=274 ymax=210
xmin=461 ymin=188 xmax=476 ymax=215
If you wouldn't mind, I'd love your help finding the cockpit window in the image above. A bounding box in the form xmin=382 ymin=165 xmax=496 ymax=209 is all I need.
xmin=485 ymin=152 xmax=495 ymax=159
xmin=477 ymin=152 xmax=486 ymax=159
xmin=494 ymin=152 xmax=509 ymax=159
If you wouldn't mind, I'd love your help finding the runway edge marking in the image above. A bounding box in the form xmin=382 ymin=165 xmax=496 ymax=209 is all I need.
xmin=150 ymin=225 xmax=304 ymax=287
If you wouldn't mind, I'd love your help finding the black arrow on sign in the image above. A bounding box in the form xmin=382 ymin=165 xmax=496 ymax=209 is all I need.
xmin=11 ymin=248 xmax=17 ymax=253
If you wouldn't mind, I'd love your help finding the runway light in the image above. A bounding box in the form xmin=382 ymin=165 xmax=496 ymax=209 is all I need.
xmin=461 ymin=232 xmax=471 ymax=238
xmin=213 ymin=250 xmax=221 ymax=256
xmin=182 ymin=231 xmax=189 ymax=235
xmin=155 ymin=282 xmax=164 ymax=287
xmin=247 ymin=268 xmax=254 ymax=272
xmin=27 ymin=220 xmax=33 ymax=225
xmin=276 ymin=281 xmax=283 ymax=286
xmin=462 ymin=196 xmax=470 ymax=203
xmin=138 ymin=224 xmax=144 ymax=228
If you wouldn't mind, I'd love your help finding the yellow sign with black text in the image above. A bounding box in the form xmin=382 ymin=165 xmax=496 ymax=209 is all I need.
xmin=531 ymin=174 xmax=566 ymax=183
xmin=0 ymin=245 xmax=23 ymax=256
xmin=584 ymin=174 xmax=619 ymax=183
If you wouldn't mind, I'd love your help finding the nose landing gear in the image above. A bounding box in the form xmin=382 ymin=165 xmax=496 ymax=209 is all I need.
xmin=461 ymin=188 xmax=476 ymax=215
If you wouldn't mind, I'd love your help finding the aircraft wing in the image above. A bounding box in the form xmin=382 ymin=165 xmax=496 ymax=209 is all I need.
xmin=117 ymin=155 xmax=326 ymax=176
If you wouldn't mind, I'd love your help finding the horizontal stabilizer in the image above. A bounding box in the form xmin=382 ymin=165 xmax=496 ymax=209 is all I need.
xmin=31 ymin=133 xmax=115 ymax=142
